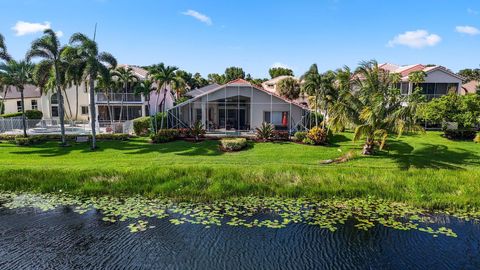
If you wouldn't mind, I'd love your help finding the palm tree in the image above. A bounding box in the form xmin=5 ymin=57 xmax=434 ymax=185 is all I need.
xmin=171 ymin=75 xmax=187 ymax=100
xmin=277 ymin=77 xmax=300 ymax=99
xmin=96 ymin=68 xmax=116 ymax=126
xmin=409 ymin=70 xmax=426 ymax=92
xmin=329 ymin=60 xmax=423 ymax=155
xmin=69 ymin=32 xmax=117 ymax=150
xmin=134 ymin=77 xmax=156 ymax=115
xmin=0 ymin=33 xmax=11 ymax=62
xmin=112 ymin=66 xmax=138 ymax=122
xmin=151 ymin=64 xmax=178 ymax=131
xmin=62 ymin=46 xmax=86 ymax=120
xmin=26 ymin=29 xmax=68 ymax=145
xmin=0 ymin=60 xmax=34 ymax=137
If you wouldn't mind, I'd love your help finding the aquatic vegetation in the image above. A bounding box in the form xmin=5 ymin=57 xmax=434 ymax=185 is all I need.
xmin=0 ymin=191 xmax=477 ymax=238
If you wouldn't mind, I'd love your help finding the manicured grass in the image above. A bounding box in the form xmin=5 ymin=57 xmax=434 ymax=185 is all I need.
xmin=1 ymin=132 xmax=479 ymax=208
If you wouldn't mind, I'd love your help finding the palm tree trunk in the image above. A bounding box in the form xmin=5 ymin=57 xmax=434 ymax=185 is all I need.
xmin=314 ymin=94 xmax=318 ymax=127
xmin=75 ymin=84 xmax=79 ymax=120
xmin=1 ymin=86 xmax=9 ymax=115
xmin=89 ymin=75 xmax=97 ymax=150
xmin=160 ymin=88 xmax=168 ymax=130
xmin=118 ymin=83 xmax=126 ymax=123
xmin=56 ymin=87 xmax=66 ymax=145
xmin=107 ymin=89 xmax=113 ymax=126
xmin=154 ymin=91 xmax=160 ymax=133
xmin=19 ymin=87 xmax=27 ymax=137
xmin=362 ymin=138 xmax=375 ymax=155
xmin=63 ymin=88 xmax=73 ymax=119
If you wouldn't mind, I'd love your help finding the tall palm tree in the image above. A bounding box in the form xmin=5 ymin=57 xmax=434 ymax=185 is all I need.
xmin=26 ymin=29 xmax=68 ymax=145
xmin=69 ymin=32 xmax=117 ymax=150
xmin=62 ymin=46 xmax=86 ymax=120
xmin=0 ymin=60 xmax=34 ymax=137
xmin=408 ymin=70 xmax=426 ymax=92
xmin=96 ymin=68 xmax=117 ymax=126
xmin=151 ymin=64 xmax=178 ymax=131
xmin=329 ymin=60 xmax=423 ymax=155
xmin=112 ymin=66 xmax=138 ymax=122
xmin=0 ymin=33 xmax=11 ymax=62
xmin=134 ymin=77 xmax=156 ymax=116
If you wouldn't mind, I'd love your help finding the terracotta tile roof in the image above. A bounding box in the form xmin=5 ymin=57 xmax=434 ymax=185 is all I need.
xmin=461 ymin=80 xmax=479 ymax=94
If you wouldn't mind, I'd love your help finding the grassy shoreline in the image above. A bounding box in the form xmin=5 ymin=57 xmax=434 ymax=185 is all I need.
xmin=1 ymin=132 xmax=479 ymax=209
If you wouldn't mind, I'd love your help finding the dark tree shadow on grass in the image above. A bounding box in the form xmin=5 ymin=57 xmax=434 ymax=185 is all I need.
xmin=380 ymin=140 xmax=480 ymax=170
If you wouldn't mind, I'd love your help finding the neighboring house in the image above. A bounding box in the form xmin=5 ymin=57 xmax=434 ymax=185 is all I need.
xmin=168 ymin=79 xmax=309 ymax=133
xmin=0 ymin=64 xmax=174 ymax=124
xmin=261 ymin=76 xmax=309 ymax=108
xmin=379 ymin=63 xmax=464 ymax=100
xmin=0 ymin=85 xmax=44 ymax=115
xmin=461 ymin=80 xmax=479 ymax=95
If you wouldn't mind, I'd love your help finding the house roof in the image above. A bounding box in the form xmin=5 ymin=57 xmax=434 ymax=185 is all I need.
xmin=0 ymin=85 xmax=41 ymax=100
xmin=185 ymin=83 xmax=220 ymax=97
xmin=117 ymin=64 xmax=149 ymax=79
xmin=380 ymin=63 xmax=464 ymax=81
xmin=262 ymin=75 xmax=296 ymax=86
xmin=461 ymin=80 xmax=479 ymax=94
xmin=171 ymin=79 xmax=309 ymax=110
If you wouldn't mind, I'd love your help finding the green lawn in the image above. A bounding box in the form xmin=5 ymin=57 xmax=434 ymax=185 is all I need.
xmin=1 ymin=131 xmax=479 ymax=208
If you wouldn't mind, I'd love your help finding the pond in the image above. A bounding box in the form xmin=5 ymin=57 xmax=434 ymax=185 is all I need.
xmin=0 ymin=195 xmax=480 ymax=269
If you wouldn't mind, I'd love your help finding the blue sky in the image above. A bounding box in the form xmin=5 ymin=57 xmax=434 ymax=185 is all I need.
xmin=1 ymin=0 xmax=479 ymax=78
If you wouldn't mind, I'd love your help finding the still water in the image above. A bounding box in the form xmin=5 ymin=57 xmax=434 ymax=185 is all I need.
xmin=0 ymin=206 xmax=479 ymax=270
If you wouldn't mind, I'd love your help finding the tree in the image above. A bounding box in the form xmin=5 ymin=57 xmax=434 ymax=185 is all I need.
xmin=150 ymin=64 xmax=179 ymax=131
xmin=277 ymin=77 xmax=300 ymax=99
xmin=26 ymin=29 xmax=69 ymax=145
xmin=192 ymin=73 xmax=209 ymax=89
xmin=70 ymin=32 xmax=117 ymax=150
xmin=96 ymin=68 xmax=117 ymax=126
xmin=134 ymin=77 xmax=156 ymax=115
xmin=112 ymin=66 xmax=138 ymax=122
xmin=458 ymin=68 xmax=480 ymax=83
xmin=207 ymin=73 xmax=226 ymax=84
xmin=62 ymin=46 xmax=86 ymax=120
xmin=0 ymin=33 xmax=11 ymax=61
xmin=224 ymin=67 xmax=245 ymax=82
xmin=329 ymin=60 xmax=423 ymax=155
xmin=269 ymin=67 xmax=294 ymax=79
xmin=0 ymin=60 xmax=34 ymax=137
xmin=408 ymin=70 xmax=426 ymax=91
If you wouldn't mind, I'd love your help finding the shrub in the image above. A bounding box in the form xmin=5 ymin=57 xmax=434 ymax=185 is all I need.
xmin=475 ymin=133 xmax=480 ymax=143
xmin=220 ymin=138 xmax=247 ymax=152
xmin=293 ymin=131 xmax=307 ymax=142
xmin=178 ymin=128 xmax=190 ymax=138
xmin=150 ymin=129 xmax=179 ymax=143
xmin=0 ymin=134 xmax=130 ymax=143
xmin=303 ymin=126 xmax=328 ymax=145
xmin=271 ymin=130 xmax=290 ymax=141
xmin=443 ymin=129 xmax=477 ymax=141
xmin=24 ymin=110 xmax=43 ymax=119
xmin=0 ymin=112 xmax=22 ymax=118
xmin=133 ymin=117 xmax=151 ymax=136
xmin=189 ymin=121 xmax=206 ymax=141
xmin=308 ymin=112 xmax=324 ymax=127
xmin=14 ymin=135 xmax=41 ymax=146
xmin=152 ymin=112 xmax=168 ymax=131
xmin=255 ymin=122 xmax=274 ymax=141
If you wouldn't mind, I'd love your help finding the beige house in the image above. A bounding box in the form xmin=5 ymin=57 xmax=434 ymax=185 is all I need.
xmin=169 ymin=79 xmax=309 ymax=133
xmin=1 ymin=85 xmax=43 ymax=115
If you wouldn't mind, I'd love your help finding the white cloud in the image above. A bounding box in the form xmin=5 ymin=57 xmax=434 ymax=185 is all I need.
xmin=455 ymin=25 xmax=480 ymax=36
xmin=468 ymin=8 xmax=479 ymax=15
xmin=55 ymin=31 xmax=64 ymax=37
xmin=271 ymin=62 xmax=291 ymax=69
xmin=181 ymin=10 xmax=212 ymax=25
xmin=387 ymin=30 xmax=441 ymax=48
xmin=12 ymin=21 xmax=51 ymax=36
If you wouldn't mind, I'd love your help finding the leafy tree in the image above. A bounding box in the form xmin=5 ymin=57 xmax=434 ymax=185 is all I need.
xmin=269 ymin=67 xmax=294 ymax=78
xmin=329 ymin=60 xmax=423 ymax=155
xmin=192 ymin=72 xmax=209 ymax=89
xmin=458 ymin=68 xmax=480 ymax=83
xmin=0 ymin=33 xmax=11 ymax=62
xmin=207 ymin=73 xmax=226 ymax=84
xmin=277 ymin=77 xmax=300 ymax=99
xmin=0 ymin=60 xmax=34 ymax=137
xmin=150 ymin=64 xmax=179 ymax=131
xmin=69 ymin=32 xmax=117 ymax=150
xmin=224 ymin=66 xmax=245 ymax=82
xmin=26 ymin=29 xmax=69 ymax=145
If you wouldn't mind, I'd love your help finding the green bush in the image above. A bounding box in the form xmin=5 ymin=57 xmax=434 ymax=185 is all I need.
xmin=293 ymin=131 xmax=307 ymax=142
xmin=14 ymin=135 xmax=42 ymax=146
xmin=475 ymin=133 xmax=480 ymax=143
xmin=133 ymin=117 xmax=151 ymax=136
xmin=220 ymin=138 xmax=247 ymax=152
xmin=150 ymin=129 xmax=179 ymax=143
xmin=255 ymin=122 xmax=274 ymax=141
xmin=152 ymin=112 xmax=168 ymax=131
xmin=189 ymin=121 xmax=206 ymax=141
xmin=443 ymin=129 xmax=477 ymax=141
xmin=303 ymin=126 xmax=328 ymax=145
xmin=0 ymin=112 xmax=22 ymax=118
xmin=24 ymin=110 xmax=43 ymax=119
xmin=271 ymin=130 xmax=290 ymax=141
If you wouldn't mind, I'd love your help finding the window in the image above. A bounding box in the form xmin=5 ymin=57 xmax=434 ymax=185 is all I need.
xmin=16 ymin=101 xmax=22 ymax=112
xmin=31 ymin=100 xmax=38 ymax=110
xmin=81 ymin=106 xmax=89 ymax=115
xmin=51 ymin=95 xmax=59 ymax=117
xmin=264 ymin=111 xmax=289 ymax=126
xmin=401 ymin=83 xmax=409 ymax=95
xmin=195 ymin=109 xmax=202 ymax=122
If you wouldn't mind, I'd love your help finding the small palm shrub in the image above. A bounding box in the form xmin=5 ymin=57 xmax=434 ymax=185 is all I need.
xmin=293 ymin=131 xmax=307 ymax=142
xmin=474 ymin=133 xmax=480 ymax=143
xmin=255 ymin=122 xmax=274 ymax=141
xmin=189 ymin=121 xmax=206 ymax=142
xmin=220 ymin=138 xmax=247 ymax=152
xmin=303 ymin=126 xmax=328 ymax=145
xmin=150 ymin=129 xmax=179 ymax=143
